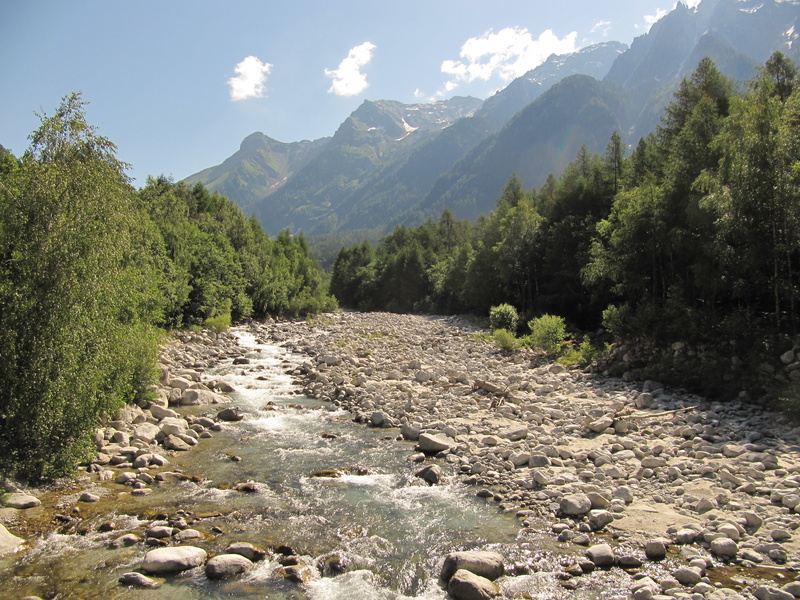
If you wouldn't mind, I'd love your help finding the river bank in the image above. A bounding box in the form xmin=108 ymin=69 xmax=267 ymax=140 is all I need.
xmin=2 ymin=311 xmax=800 ymax=599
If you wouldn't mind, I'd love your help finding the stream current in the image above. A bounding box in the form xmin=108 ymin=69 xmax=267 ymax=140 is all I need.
xmin=1 ymin=330 xmax=562 ymax=599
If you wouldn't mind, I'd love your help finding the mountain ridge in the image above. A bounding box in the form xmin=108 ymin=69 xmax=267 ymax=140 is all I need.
xmin=183 ymin=0 xmax=800 ymax=238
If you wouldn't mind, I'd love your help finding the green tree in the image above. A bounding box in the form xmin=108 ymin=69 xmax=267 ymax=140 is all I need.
xmin=0 ymin=92 xmax=161 ymax=479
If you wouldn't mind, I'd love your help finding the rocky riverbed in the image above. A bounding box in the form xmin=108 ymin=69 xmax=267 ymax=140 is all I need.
xmin=257 ymin=311 xmax=800 ymax=599
xmin=3 ymin=310 xmax=800 ymax=600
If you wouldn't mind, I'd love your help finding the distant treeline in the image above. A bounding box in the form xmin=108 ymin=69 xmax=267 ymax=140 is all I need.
xmin=330 ymin=53 xmax=800 ymax=382
xmin=0 ymin=93 xmax=334 ymax=479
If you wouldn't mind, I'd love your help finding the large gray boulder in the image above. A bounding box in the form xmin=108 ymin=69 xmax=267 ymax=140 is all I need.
xmin=181 ymin=389 xmax=223 ymax=406
xmin=118 ymin=572 xmax=161 ymax=588
xmin=0 ymin=523 xmax=24 ymax=556
xmin=560 ymin=493 xmax=592 ymax=515
xmin=415 ymin=464 xmax=443 ymax=485
xmin=441 ymin=550 xmax=504 ymax=582
xmin=141 ymin=546 xmax=207 ymax=573
xmin=164 ymin=434 xmax=191 ymax=451
xmin=225 ymin=542 xmax=267 ymax=561
xmin=447 ymin=569 xmax=500 ymax=600
xmin=159 ymin=417 xmax=188 ymax=436
xmin=217 ymin=407 xmax=244 ymax=422
xmin=205 ymin=553 xmax=253 ymax=579
xmin=149 ymin=404 xmax=179 ymax=420
xmin=401 ymin=421 xmax=421 ymax=441
xmin=586 ymin=543 xmax=616 ymax=567
xmin=417 ymin=433 xmax=455 ymax=453
xmin=2 ymin=492 xmax=41 ymax=509
xmin=132 ymin=422 xmax=160 ymax=444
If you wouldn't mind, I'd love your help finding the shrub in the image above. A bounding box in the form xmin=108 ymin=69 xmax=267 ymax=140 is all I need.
xmin=527 ymin=314 xmax=568 ymax=357
xmin=204 ymin=312 xmax=231 ymax=333
xmin=492 ymin=328 xmax=520 ymax=352
xmin=489 ymin=303 xmax=519 ymax=332
xmin=558 ymin=337 xmax=597 ymax=367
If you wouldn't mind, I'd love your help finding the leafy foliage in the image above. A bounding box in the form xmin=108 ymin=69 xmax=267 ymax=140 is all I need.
xmin=526 ymin=315 xmax=568 ymax=357
xmin=489 ymin=304 xmax=519 ymax=333
xmin=492 ymin=329 xmax=520 ymax=352
xmin=0 ymin=93 xmax=162 ymax=478
xmin=0 ymin=93 xmax=335 ymax=480
xmin=330 ymin=53 xmax=800 ymax=397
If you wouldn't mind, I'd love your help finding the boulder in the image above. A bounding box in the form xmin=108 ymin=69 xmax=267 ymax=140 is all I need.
xmin=631 ymin=576 xmax=660 ymax=600
xmin=441 ymin=550 xmax=504 ymax=582
xmin=2 ymin=492 xmax=41 ymax=509
xmin=217 ymin=407 xmax=244 ymax=422
xmin=586 ymin=543 xmax=615 ymax=568
xmin=149 ymin=404 xmax=179 ymax=420
xmin=141 ymin=546 xmax=207 ymax=573
xmin=159 ymin=417 xmax=188 ymax=436
xmin=164 ymin=434 xmax=191 ymax=451
xmin=132 ymin=422 xmax=160 ymax=443
xmin=644 ymin=539 xmax=667 ymax=560
xmin=560 ymin=493 xmax=592 ymax=516
xmin=415 ymin=464 xmax=443 ymax=485
xmin=226 ymin=542 xmax=267 ymax=561
xmin=447 ymin=569 xmax=500 ymax=600
xmin=401 ymin=422 xmax=421 ymax=441
xmin=755 ymin=586 xmax=796 ymax=600
xmin=181 ymin=389 xmax=222 ymax=406
xmin=205 ymin=553 xmax=254 ymax=579
xmin=0 ymin=522 xmax=24 ymax=556
xmin=499 ymin=426 xmax=528 ymax=441
xmin=417 ymin=433 xmax=455 ymax=453
xmin=370 ymin=411 xmax=388 ymax=427
xmin=588 ymin=509 xmax=614 ymax=530
xmin=587 ymin=414 xmax=614 ymax=433
xmin=118 ymin=572 xmax=162 ymax=588
xmin=672 ymin=566 xmax=703 ymax=586
xmin=276 ymin=561 xmax=316 ymax=583
xmin=167 ymin=376 xmax=191 ymax=390
xmin=710 ymin=537 xmax=739 ymax=559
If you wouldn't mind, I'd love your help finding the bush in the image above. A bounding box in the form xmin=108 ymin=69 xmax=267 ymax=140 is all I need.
xmin=204 ymin=312 xmax=231 ymax=333
xmin=489 ymin=303 xmax=519 ymax=332
xmin=527 ymin=314 xmax=568 ymax=357
xmin=492 ymin=328 xmax=520 ymax=352
xmin=558 ymin=337 xmax=597 ymax=367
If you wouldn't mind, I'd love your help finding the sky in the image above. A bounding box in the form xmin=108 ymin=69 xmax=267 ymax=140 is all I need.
xmin=0 ymin=0 xmax=697 ymax=186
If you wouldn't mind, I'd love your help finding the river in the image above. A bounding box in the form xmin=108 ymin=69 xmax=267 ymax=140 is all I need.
xmin=2 ymin=329 xmax=595 ymax=599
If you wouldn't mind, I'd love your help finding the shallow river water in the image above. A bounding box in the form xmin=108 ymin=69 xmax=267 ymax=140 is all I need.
xmin=1 ymin=330 xmax=645 ymax=599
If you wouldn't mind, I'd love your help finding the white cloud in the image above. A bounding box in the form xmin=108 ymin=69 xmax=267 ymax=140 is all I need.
xmin=645 ymin=8 xmax=669 ymax=26
xmin=639 ymin=7 xmax=669 ymax=31
xmin=228 ymin=55 xmax=273 ymax=101
xmin=591 ymin=20 xmax=612 ymax=36
xmin=325 ymin=42 xmax=376 ymax=97
xmin=441 ymin=27 xmax=578 ymax=93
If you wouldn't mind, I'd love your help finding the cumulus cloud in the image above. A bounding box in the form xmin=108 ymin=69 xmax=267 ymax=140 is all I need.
xmin=325 ymin=42 xmax=376 ymax=97
xmin=228 ymin=55 xmax=273 ymax=101
xmin=441 ymin=26 xmax=578 ymax=92
xmin=640 ymin=7 xmax=668 ymax=30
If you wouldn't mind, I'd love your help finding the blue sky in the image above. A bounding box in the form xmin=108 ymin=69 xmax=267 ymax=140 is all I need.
xmin=0 ymin=0 xmax=692 ymax=185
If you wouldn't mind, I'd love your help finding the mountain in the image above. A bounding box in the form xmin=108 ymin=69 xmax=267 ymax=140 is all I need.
xmin=186 ymin=42 xmax=624 ymax=236
xmin=423 ymin=0 xmax=800 ymax=219
xmin=476 ymin=41 xmax=628 ymax=129
xmin=419 ymin=75 xmax=628 ymax=221
xmin=250 ymin=96 xmax=482 ymax=234
xmin=185 ymin=0 xmax=800 ymax=239
xmin=608 ymin=0 xmax=800 ymax=138
xmin=183 ymin=133 xmax=329 ymax=212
